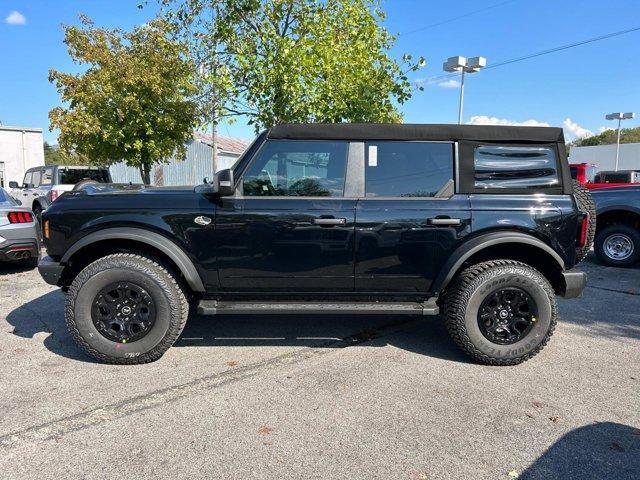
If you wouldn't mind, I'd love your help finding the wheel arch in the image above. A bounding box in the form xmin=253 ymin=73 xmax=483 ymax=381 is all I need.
xmin=595 ymin=208 xmax=640 ymax=233
xmin=61 ymin=227 xmax=205 ymax=292
xmin=433 ymin=231 xmax=566 ymax=295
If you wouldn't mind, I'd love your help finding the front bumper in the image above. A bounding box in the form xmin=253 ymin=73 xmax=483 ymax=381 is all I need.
xmin=38 ymin=256 xmax=65 ymax=286
xmin=0 ymin=239 xmax=39 ymax=263
xmin=559 ymin=269 xmax=587 ymax=299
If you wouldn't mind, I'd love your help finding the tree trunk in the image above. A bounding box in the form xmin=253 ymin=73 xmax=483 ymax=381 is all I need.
xmin=139 ymin=164 xmax=151 ymax=185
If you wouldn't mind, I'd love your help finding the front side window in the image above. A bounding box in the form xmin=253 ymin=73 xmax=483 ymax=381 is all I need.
xmin=365 ymin=142 xmax=453 ymax=197
xmin=31 ymin=170 xmax=41 ymax=187
xmin=23 ymin=172 xmax=33 ymax=186
xmin=242 ymin=140 xmax=348 ymax=197
xmin=474 ymin=145 xmax=559 ymax=189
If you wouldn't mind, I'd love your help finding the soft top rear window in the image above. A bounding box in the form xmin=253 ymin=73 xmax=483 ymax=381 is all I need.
xmin=473 ymin=145 xmax=559 ymax=190
xmin=59 ymin=169 xmax=110 ymax=185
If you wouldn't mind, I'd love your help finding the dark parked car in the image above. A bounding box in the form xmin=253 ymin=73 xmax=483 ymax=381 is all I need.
xmin=592 ymin=186 xmax=640 ymax=267
xmin=38 ymin=124 xmax=592 ymax=365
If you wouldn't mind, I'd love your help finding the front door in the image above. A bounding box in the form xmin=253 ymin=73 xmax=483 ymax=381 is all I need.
xmin=216 ymin=139 xmax=356 ymax=292
xmin=355 ymin=141 xmax=471 ymax=294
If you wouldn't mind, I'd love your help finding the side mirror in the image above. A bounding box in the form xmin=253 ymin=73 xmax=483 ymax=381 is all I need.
xmin=195 ymin=168 xmax=235 ymax=197
xmin=8 ymin=181 xmax=19 ymax=189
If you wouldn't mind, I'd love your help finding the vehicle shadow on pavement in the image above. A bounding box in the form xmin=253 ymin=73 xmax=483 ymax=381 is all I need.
xmin=6 ymin=290 xmax=470 ymax=364
xmin=558 ymin=254 xmax=640 ymax=341
xmin=520 ymin=422 xmax=640 ymax=480
xmin=0 ymin=263 xmax=37 ymax=276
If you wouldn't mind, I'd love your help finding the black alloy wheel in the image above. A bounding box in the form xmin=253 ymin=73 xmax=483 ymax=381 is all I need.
xmin=477 ymin=288 xmax=537 ymax=345
xmin=91 ymin=282 xmax=156 ymax=343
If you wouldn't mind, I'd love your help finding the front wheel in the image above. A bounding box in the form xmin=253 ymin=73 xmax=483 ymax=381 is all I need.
xmin=65 ymin=253 xmax=189 ymax=364
xmin=443 ymin=260 xmax=557 ymax=366
xmin=594 ymin=224 xmax=640 ymax=267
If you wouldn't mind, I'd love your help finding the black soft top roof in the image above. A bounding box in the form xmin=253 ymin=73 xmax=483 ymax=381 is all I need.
xmin=268 ymin=123 xmax=564 ymax=144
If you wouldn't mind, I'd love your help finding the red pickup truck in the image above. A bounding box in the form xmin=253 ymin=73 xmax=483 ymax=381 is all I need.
xmin=570 ymin=163 xmax=640 ymax=189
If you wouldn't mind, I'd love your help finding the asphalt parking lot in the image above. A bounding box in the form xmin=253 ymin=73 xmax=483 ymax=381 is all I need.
xmin=0 ymin=255 xmax=638 ymax=480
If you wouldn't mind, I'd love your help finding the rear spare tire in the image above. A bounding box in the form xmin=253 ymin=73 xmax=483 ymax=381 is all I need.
xmin=443 ymin=260 xmax=557 ymax=366
xmin=65 ymin=253 xmax=188 ymax=364
xmin=572 ymin=179 xmax=596 ymax=263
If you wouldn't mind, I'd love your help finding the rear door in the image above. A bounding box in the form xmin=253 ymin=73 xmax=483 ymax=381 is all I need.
xmin=355 ymin=141 xmax=471 ymax=294
xmin=215 ymin=139 xmax=357 ymax=292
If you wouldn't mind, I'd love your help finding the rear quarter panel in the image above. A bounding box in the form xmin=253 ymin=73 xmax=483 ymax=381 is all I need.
xmin=470 ymin=194 xmax=579 ymax=268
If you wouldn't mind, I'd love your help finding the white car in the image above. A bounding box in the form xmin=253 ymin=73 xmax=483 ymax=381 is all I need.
xmin=0 ymin=188 xmax=40 ymax=268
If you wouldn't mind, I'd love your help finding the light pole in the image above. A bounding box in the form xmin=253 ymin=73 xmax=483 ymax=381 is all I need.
xmin=605 ymin=112 xmax=635 ymax=171
xmin=443 ymin=56 xmax=487 ymax=124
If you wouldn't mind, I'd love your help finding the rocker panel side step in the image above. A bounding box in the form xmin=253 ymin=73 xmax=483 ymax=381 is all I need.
xmin=197 ymin=300 xmax=439 ymax=316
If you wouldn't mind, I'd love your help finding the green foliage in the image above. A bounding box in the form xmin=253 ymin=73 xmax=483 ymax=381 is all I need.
xmin=572 ymin=127 xmax=640 ymax=147
xmin=158 ymin=0 xmax=425 ymax=132
xmin=49 ymin=16 xmax=198 ymax=183
xmin=43 ymin=142 xmax=90 ymax=166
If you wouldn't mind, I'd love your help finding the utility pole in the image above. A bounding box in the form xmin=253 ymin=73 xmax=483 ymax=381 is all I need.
xmin=443 ymin=56 xmax=486 ymax=125
xmin=605 ymin=112 xmax=635 ymax=171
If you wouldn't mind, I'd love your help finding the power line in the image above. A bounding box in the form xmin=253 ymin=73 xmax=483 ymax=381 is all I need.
xmin=402 ymin=0 xmax=519 ymax=36
xmin=416 ymin=25 xmax=640 ymax=87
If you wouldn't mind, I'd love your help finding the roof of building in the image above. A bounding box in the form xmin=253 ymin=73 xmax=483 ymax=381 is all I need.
xmin=193 ymin=132 xmax=250 ymax=154
xmin=268 ymin=123 xmax=565 ymax=143
xmin=0 ymin=125 xmax=43 ymax=133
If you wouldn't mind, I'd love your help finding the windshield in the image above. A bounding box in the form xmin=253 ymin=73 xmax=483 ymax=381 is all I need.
xmin=0 ymin=188 xmax=17 ymax=206
xmin=59 ymin=169 xmax=110 ymax=184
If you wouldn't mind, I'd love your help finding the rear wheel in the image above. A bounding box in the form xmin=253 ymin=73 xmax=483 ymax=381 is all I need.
xmin=572 ymin=179 xmax=596 ymax=263
xmin=594 ymin=224 xmax=640 ymax=267
xmin=65 ymin=253 xmax=189 ymax=364
xmin=443 ymin=260 xmax=557 ymax=366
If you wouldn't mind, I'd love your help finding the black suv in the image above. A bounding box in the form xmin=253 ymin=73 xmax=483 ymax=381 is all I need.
xmin=38 ymin=124 xmax=591 ymax=365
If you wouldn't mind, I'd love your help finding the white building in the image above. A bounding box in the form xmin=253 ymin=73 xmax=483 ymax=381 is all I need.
xmin=569 ymin=143 xmax=640 ymax=171
xmin=0 ymin=126 xmax=45 ymax=189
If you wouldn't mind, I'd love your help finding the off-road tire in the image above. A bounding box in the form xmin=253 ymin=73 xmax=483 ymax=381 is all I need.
xmin=65 ymin=253 xmax=189 ymax=364
xmin=443 ymin=260 xmax=557 ymax=366
xmin=572 ymin=179 xmax=596 ymax=263
xmin=594 ymin=224 xmax=640 ymax=267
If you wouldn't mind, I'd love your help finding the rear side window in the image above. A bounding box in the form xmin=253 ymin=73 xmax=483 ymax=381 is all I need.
xmin=242 ymin=140 xmax=348 ymax=197
xmin=41 ymin=167 xmax=53 ymax=186
xmin=365 ymin=142 xmax=453 ymax=197
xmin=58 ymin=169 xmax=110 ymax=184
xmin=474 ymin=145 xmax=559 ymax=189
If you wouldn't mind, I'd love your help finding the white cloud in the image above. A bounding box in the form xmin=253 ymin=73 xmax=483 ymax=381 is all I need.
xmin=5 ymin=10 xmax=26 ymax=25
xmin=598 ymin=126 xmax=613 ymax=134
xmin=437 ymin=79 xmax=460 ymax=89
xmin=562 ymin=118 xmax=593 ymax=140
xmin=468 ymin=116 xmax=550 ymax=127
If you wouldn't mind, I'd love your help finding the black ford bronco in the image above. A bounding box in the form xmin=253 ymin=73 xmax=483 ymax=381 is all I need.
xmin=38 ymin=124 xmax=592 ymax=365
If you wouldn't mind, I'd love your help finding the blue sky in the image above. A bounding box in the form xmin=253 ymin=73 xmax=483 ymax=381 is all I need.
xmin=1 ymin=0 xmax=638 ymax=144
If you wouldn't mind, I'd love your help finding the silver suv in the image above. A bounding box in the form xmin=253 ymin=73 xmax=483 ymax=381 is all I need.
xmin=9 ymin=165 xmax=111 ymax=222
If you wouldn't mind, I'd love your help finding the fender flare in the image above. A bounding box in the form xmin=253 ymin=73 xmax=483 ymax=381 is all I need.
xmin=61 ymin=227 xmax=205 ymax=292
xmin=32 ymin=197 xmax=49 ymax=212
xmin=432 ymin=231 xmax=565 ymax=294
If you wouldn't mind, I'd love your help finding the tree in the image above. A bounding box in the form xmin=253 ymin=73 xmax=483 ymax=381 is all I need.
xmin=571 ymin=127 xmax=640 ymax=147
xmin=49 ymin=16 xmax=198 ymax=184
xmin=43 ymin=142 xmax=89 ymax=166
xmin=157 ymin=0 xmax=424 ymax=148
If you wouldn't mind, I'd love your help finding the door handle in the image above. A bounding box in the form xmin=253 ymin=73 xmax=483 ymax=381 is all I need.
xmin=313 ymin=218 xmax=347 ymax=226
xmin=428 ymin=217 xmax=462 ymax=226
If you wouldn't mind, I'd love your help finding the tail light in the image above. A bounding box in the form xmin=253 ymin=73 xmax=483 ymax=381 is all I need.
xmin=50 ymin=189 xmax=61 ymax=202
xmin=578 ymin=213 xmax=590 ymax=247
xmin=8 ymin=212 xmax=33 ymax=224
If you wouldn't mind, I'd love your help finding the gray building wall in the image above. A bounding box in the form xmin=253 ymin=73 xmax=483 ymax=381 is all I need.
xmin=109 ymin=140 xmax=242 ymax=186
xmin=569 ymin=143 xmax=640 ymax=171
